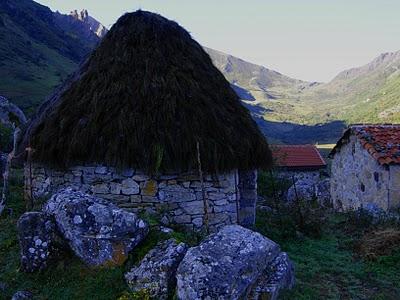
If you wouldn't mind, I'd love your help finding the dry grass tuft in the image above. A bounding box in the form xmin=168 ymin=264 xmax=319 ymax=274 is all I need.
xmin=356 ymin=228 xmax=400 ymax=260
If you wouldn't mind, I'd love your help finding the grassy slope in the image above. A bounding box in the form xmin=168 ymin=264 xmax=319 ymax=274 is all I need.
xmin=208 ymin=49 xmax=400 ymax=143
xmin=0 ymin=0 xmax=97 ymax=115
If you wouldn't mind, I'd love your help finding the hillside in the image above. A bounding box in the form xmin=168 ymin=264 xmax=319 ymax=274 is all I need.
xmin=206 ymin=48 xmax=400 ymax=143
xmin=0 ymin=0 xmax=103 ymax=114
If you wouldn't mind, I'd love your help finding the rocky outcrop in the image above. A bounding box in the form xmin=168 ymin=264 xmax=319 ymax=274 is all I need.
xmin=176 ymin=225 xmax=294 ymax=299
xmin=17 ymin=212 xmax=55 ymax=272
xmin=43 ymin=188 xmax=149 ymax=266
xmin=125 ymin=239 xmax=188 ymax=299
xmin=0 ymin=96 xmax=27 ymax=126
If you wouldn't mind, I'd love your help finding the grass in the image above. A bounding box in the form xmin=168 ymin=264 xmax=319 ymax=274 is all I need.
xmin=255 ymin=207 xmax=400 ymax=299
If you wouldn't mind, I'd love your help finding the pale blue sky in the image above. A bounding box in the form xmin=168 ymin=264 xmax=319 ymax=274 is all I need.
xmin=37 ymin=0 xmax=400 ymax=82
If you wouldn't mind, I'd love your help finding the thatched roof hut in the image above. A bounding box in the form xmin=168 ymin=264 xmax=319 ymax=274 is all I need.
xmin=22 ymin=10 xmax=271 ymax=174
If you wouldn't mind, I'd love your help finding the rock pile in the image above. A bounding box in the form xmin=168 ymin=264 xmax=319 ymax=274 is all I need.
xmin=125 ymin=225 xmax=295 ymax=299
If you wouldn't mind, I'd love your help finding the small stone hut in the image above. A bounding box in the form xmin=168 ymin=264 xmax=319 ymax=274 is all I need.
xmin=272 ymin=144 xmax=326 ymax=182
xmin=329 ymin=125 xmax=400 ymax=211
xmin=20 ymin=11 xmax=272 ymax=231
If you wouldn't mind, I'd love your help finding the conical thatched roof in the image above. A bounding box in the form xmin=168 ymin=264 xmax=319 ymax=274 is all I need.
xmin=23 ymin=10 xmax=272 ymax=173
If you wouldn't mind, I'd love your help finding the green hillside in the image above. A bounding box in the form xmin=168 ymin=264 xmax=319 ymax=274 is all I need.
xmin=0 ymin=0 xmax=99 ymax=114
xmin=206 ymin=48 xmax=400 ymax=143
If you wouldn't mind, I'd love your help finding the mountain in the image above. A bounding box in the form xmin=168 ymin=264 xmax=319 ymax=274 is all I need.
xmin=206 ymin=48 xmax=400 ymax=143
xmin=0 ymin=0 xmax=105 ymax=114
xmin=205 ymin=47 xmax=318 ymax=102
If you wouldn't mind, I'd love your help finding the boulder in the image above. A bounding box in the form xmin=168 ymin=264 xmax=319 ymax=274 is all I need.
xmin=11 ymin=291 xmax=33 ymax=300
xmin=17 ymin=212 xmax=55 ymax=272
xmin=125 ymin=239 xmax=188 ymax=299
xmin=286 ymin=178 xmax=316 ymax=202
xmin=287 ymin=177 xmax=330 ymax=205
xmin=249 ymin=252 xmax=295 ymax=300
xmin=43 ymin=188 xmax=149 ymax=266
xmin=176 ymin=225 xmax=282 ymax=299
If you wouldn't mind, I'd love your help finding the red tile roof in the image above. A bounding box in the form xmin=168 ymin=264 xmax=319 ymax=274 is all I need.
xmin=272 ymin=144 xmax=326 ymax=170
xmin=330 ymin=125 xmax=400 ymax=165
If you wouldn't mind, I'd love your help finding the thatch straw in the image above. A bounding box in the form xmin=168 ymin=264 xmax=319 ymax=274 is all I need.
xmin=23 ymin=10 xmax=272 ymax=173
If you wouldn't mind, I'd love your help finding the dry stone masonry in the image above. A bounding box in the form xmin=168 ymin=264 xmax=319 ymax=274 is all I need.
xmin=331 ymin=135 xmax=400 ymax=211
xmin=26 ymin=165 xmax=258 ymax=231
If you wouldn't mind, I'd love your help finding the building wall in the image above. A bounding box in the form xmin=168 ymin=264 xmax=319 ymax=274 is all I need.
xmin=330 ymin=135 xmax=391 ymax=211
xmin=275 ymin=169 xmax=321 ymax=184
xmin=389 ymin=165 xmax=400 ymax=209
xmin=24 ymin=164 xmax=255 ymax=231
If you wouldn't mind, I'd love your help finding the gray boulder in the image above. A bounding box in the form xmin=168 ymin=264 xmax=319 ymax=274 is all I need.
xmin=249 ymin=252 xmax=295 ymax=300
xmin=43 ymin=188 xmax=149 ymax=267
xmin=176 ymin=225 xmax=281 ymax=300
xmin=11 ymin=291 xmax=33 ymax=300
xmin=286 ymin=178 xmax=316 ymax=202
xmin=17 ymin=212 xmax=55 ymax=272
xmin=287 ymin=178 xmax=331 ymax=205
xmin=125 ymin=239 xmax=188 ymax=299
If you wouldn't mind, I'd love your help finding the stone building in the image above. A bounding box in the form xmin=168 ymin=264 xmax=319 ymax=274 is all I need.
xmin=272 ymin=144 xmax=326 ymax=182
xmin=330 ymin=125 xmax=400 ymax=211
xmin=20 ymin=11 xmax=272 ymax=231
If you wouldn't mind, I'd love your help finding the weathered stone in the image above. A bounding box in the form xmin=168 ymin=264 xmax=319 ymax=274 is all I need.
xmin=249 ymin=252 xmax=295 ymax=300
xmin=132 ymin=174 xmax=149 ymax=181
xmin=43 ymin=189 xmax=149 ymax=266
xmin=130 ymin=195 xmax=142 ymax=203
xmin=11 ymin=291 xmax=33 ymax=300
xmin=179 ymin=200 xmax=204 ymax=215
xmin=192 ymin=217 xmax=203 ymax=228
xmin=286 ymin=178 xmax=316 ymax=202
xmin=125 ymin=239 xmax=188 ymax=299
xmin=121 ymin=169 xmax=135 ymax=177
xmin=94 ymin=166 xmax=108 ymax=174
xmin=176 ymin=225 xmax=281 ymax=300
xmin=91 ymin=183 xmax=109 ymax=194
xmin=141 ymin=180 xmax=158 ymax=196
xmin=110 ymin=182 xmax=122 ymax=195
xmin=121 ymin=178 xmax=139 ymax=195
xmin=17 ymin=212 xmax=55 ymax=273
xmin=173 ymin=214 xmax=191 ymax=224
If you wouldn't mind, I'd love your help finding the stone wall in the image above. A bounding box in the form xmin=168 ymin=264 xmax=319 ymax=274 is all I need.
xmin=330 ymin=135 xmax=395 ymax=211
xmin=275 ymin=169 xmax=321 ymax=184
xmin=24 ymin=164 xmax=254 ymax=231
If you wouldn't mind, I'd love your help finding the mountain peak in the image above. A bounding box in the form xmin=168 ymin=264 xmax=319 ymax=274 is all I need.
xmin=67 ymin=9 xmax=107 ymax=38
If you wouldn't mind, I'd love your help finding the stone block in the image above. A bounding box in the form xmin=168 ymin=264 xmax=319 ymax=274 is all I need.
xmin=192 ymin=217 xmax=203 ymax=228
xmin=173 ymin=214 xmax=191 ymax=224
xmin=95 ymin=166 xmax=108 ymax=174
xmin=179 ymin=201 xmax=204 ymax=215
xmin=92 ymin=183 xmax=109 ymax=194
xmin=132 ymin=174 xmax=150 ymax=181
xmin=142 ymin=196 xmax=158 ymax=203
xmin=141 ymin=180 xmax=158 ymax=196
xmin=110 ymin=182 xmax=122 ymax=195
xmin=130 ymin=195 xmax=142 ymax=203
xmin=121 ymin=169 xmax=135 ymax=177
xmin=121 ymin=178 xmax=140 ymax=195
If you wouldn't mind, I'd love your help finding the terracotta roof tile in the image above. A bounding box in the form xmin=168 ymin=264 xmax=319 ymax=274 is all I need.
xmin=271 ymin=145 xmax=326 ymax=169
xmin=331 ymin=125 xmax=400 ymax=166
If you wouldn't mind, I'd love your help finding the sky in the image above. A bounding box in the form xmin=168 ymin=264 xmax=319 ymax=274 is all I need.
xmin=37 ymin=0 xmax=400 ymax=82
